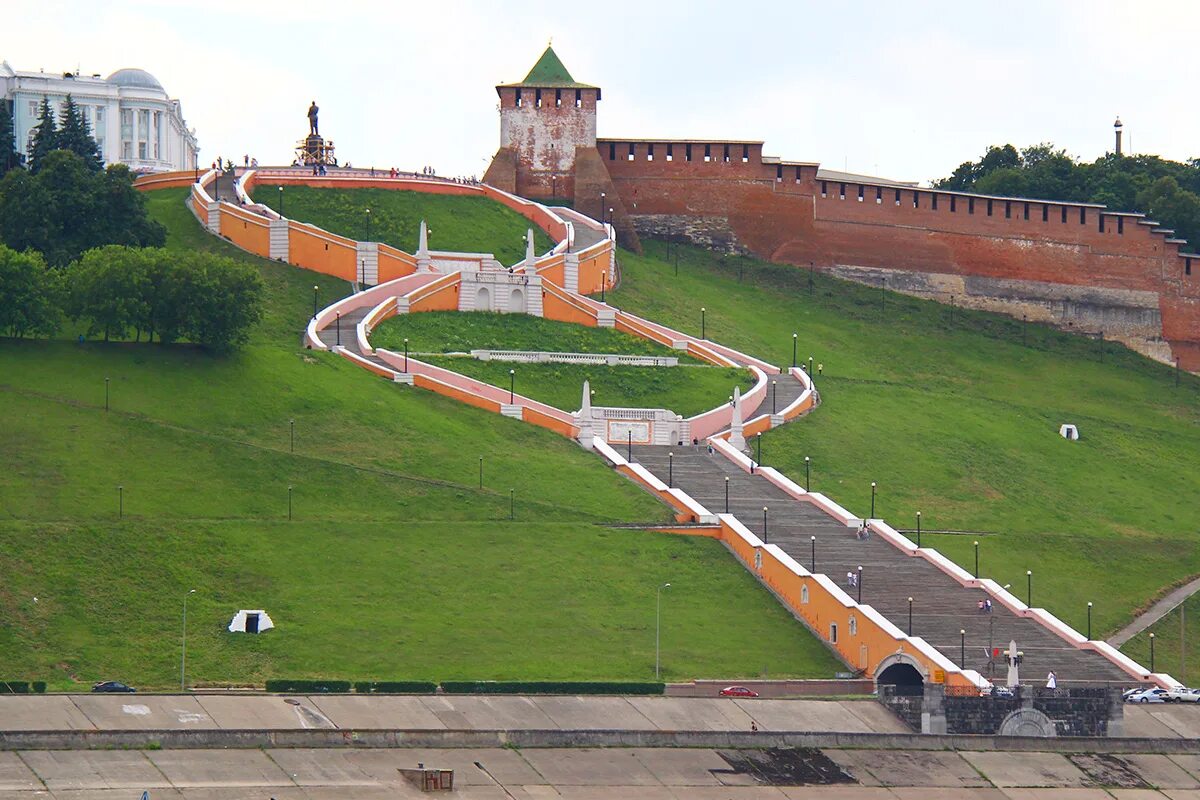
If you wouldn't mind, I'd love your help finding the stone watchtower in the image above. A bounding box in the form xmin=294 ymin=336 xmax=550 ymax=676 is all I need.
xmin=483 ymin=47 xmax=640 ymax=252
xmin=484 ymin=46 xmax=599 ymax=202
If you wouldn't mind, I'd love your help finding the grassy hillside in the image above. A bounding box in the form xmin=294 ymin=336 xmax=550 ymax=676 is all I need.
xmin=250 ymin=185 xmax=554 ymax=265
xmin=610 ymin=242 xmax=1200 ymax=651
xmin=0 ymin=189 xmax=843 ymax=688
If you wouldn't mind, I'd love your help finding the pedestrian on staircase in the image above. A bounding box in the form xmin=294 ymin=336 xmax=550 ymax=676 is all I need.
xmin=1046 ymin=671 xmax=1057 ymax=689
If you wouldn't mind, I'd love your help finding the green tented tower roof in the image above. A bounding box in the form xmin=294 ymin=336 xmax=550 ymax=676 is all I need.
xmin=497 ymin=46 xmax=599 ymax=94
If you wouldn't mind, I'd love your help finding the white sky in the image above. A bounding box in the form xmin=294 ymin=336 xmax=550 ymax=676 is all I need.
xmin=6 ymin=0 xmax=1199 ymax=184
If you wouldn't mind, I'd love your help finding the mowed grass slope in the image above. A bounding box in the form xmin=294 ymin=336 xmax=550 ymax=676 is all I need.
xmin=610 ymin=242 xmax=1200 ymax=653
xmin=251 ymin=185 xmax=554 ymax=265
xmin=0 ymin=189 xmax=843 ymax=687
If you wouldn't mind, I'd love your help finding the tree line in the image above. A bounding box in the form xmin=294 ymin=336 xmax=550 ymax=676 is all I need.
xmin=936 ymin=144 xmax=1200 ymax=250
xmin=0 ymin=243 xmax=264 ymax=352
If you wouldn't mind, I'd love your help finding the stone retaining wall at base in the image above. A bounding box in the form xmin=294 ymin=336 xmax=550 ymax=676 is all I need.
xmin=2 ymin=727 xmax=1199 ymax=754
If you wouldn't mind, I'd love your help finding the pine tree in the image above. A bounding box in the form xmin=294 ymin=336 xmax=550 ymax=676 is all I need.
xmin=56 ymin=94 xmax=102 ymax=171
xmin=0 ymin=101 xmax=23 ymax=177
xmin=28 ymin=97 xmax=59 ymax=173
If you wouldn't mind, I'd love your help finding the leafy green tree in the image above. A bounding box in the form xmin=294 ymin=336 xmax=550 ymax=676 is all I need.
xmin=0 ymin=101 xmax=23 ymax=177
xmin=0 ymin=244 xmax=61 ymax=338
xmin=975 ymin=167 xmax=1028 ymax=198
xmin=94 ymin=164 xmax=166 ymax=249
xmin=55 ymin=94 xmax=103 ymax=171
xmin=66 ymin=245 xmax=143 ymax=341
xmin=1137 ymin=177 xmax=1200 ymax=249
xmin=28 ymin=97 xmax=59 ymax=173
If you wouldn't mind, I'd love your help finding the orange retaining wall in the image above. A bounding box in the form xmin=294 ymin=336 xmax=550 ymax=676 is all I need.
xmin=576 ymin=245 xmax=610 ymax=295
xmin=219 ymin=204 xmax=270 ymax=257
xmin=541 ymin=282 xmax=602 ymax=327
xmin=378 ymin=244 xmax=418 ymax=283
xmin=406 ymin=274 xmax=461 ymax=313
xmin=289 ymin=223 xmax=358 ymax=280
xmin=134 ymin=170 xmax=200 ymax=191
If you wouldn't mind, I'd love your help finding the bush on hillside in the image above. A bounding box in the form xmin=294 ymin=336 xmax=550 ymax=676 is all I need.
xmin=67 ymin=245 xmax=264 ymax=351
xmin=438 ymin=681 xmax=665 ymax=695
xmin=0 ymin=681 xmax=46 ymax=694
xmin=0 ymin=245 xmax=62 ymax=338
xmin=0 ymin=150 xmax=165 ymax=266
xmin=353 ymin=681 xmax=438 ymax=694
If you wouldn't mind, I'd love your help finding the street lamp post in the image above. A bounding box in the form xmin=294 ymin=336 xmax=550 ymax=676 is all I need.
xmin=1151 ymin=632 xmax=1156 ymax=672
xmin=916 ymin=511 xmax=922 ymax=547
xmin=311 ymin=285 xmax=319 ymax=320
xmin=762 ymin=506 xmax=768 ymax=542
xmin=278 ymin=185 xmax=284 ymax=217
xmin=960 ymin=629 xmax=966 ymax=665
xmin=1026 ymin=570 xmax=1033 ymax=606
xmin=810 ymin=535 xmax=816 ymax=571
xmin=403 ymin=338 xmax=409 ymax=372
xmin=792 ymin=333 xmax=798 ymax=368
xmin=365 ymin=207 xmax=372 ymax=241
xmin=700 ymin=307 xmax=706 ymax=339
xmin=870 ymin=481 xmax=877 ymax=518
xmin=627 ymin=431 xmax=632 ymax=461
xmin=668 ymin=452 xmax=674 ymax=488
xmin=857 ymin=566 xmax=863 ymax=604
xmin=288 ymin=485 xmax=293 ymax=520
xmin=974 ymin=540 xmax=980 ymax=579
xmin=600 ymin=192 xmax=605 ymax=222
xmin=808 ymin=356 xmax=814 ymax=376
xmin=724 ymin=476 xmax=729 ymax=513
xmin=289 ymin=419 xmax=295 ymax=453
xmin=181 ymin=589 xmax=196 ymax=691
xmin=907 ymin=596 xmax=914 ymax=635
xmin=1087 ymin=601 xmax=1093 ymax=640
xmin=510 ymin=488 xmax=515 ymax=520
xmin=656 ymin=582 xmax=671 ymax=679
xmin=601 ymin=273 xmax=606 ymax=303
xmin=509 ymin=369 xmax=515 ymax=403
xmin=804 ymin=456 xmax=810 ymax=492
xmin=771 ymin=380 xmax=777 ymax=414
xmin=756 ymin=432 xmax=762 ymax=467
xmin=335 ymin=311 xmax=341 ymax=347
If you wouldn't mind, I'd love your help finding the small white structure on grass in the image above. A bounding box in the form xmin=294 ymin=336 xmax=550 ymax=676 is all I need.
xmin=228 ymin=609 xmax=274 ymax=634
xmin=1059 ymin=424 xmax=1079 ymax=441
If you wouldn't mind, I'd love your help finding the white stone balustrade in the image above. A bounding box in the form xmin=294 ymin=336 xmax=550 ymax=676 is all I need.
xmin=469 ymin=350 xmax=678 ymax=366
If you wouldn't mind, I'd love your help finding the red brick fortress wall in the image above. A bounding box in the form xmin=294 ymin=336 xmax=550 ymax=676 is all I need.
xmin=592 ymin=138 xmax=1200 ymax=369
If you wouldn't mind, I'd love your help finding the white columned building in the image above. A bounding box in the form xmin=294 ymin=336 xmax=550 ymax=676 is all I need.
xmin=0 ymin=62 xmax=199 ymax=172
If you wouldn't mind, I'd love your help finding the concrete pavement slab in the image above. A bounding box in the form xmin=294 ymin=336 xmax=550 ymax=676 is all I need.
xmin=1144 ymin=708 xmax=1200 ymax=739
xmin=1123 ymin=707 xmax=1185 ymax=738
xmin=417 ymin=696 xmax=558 ymax=730
xmin=339 ymin=747 xmax=542 ymax=786
xmin=819 ymin=751 xmax=882 ymax=787
xmin=778 ymin=788 xmax=893 ymax=799
xmin=299 ymin=789 xmax=420 ymax=800
xmin=519 ymin=748 xmax=663 ymax=786
xmin=661 ymin=788 xmax=789 ymax=799
xmin=52 ymin=791 xmax=184 ymax=800
xmin=1109 ymin=791 xmax=1176 ymax=799
xmin=836 ymin=700 xmax=912 ymax=733
xmin=1164 ymin=791 xmax=1200 ymax=800
xmin=18 ymin=750 xmax=165 ymax=790
xmin=631 ymin=748 xmax=730 ymax=786
xmin=999 ymin=791 xmax=1115 ymax=800
xmin=1120 ymin=755 xmax=1200 ymax=789
xmin=263 ymin=749 xmax=377 ymax=786
xmin=840 ymin=749 xmax=989 ymax=787
xmin=193 ymin=695 xmax=333 ymax=729
xmin=64 ymin=695 xmax=215 ymax=731
xmin=528 ymin=696 xmax=658 ymax=730
xmin=305 ymin=695 xmax=445 ymax=729
xmin=0 ymin=697 xmax=95 ymax=731
xmin=627 ymin=697 xmax=754 ymax=731
xmin=173 ymin=790 xmax=307 ymax=800
xmin=732 ymin=700 xmax=871 ymax=733
xmin=889 ymin=790 xmax=1008 ymax=800
xmin=962 ymin=752 xmax=1091 ymax=788
xmin=0 ymin=753 xmax=43 ymax=791
xmin=1168 ymin=757 xmax=1200 ymax=782
xmin=1069 ymin=753 xmax=1152 ymax=789
xmin=146 ymin=750 xmax=293 ymax=787
xmin=536 ymin=787 xmax=678 ymax=800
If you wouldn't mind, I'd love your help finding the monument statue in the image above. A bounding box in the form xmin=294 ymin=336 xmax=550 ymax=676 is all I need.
xmin=307 ymin=101 xmax=319 ymax=136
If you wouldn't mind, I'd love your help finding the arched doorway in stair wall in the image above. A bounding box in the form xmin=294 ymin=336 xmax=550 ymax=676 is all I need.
xmin=508 ymin=288 xmax=525 ymax=313
xmin=476 ymin=286 xmax=491 ymax=311
xmin=874 ymin=653 xmax=926 ymax=695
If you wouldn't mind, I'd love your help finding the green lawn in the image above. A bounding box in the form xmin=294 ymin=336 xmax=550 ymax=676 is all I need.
xmin=250 ymin=185 xmax=554 ymax=265
xmin=1122 ymin=595 xmax=1200 ymax=686
xmin=0 ymin=188 xmax=843 ymax=688
xmin=418 ymin=356 xmax=751 ymax=417
xmin=373 ymin=310 xmax=702 ymax=361
xmin=610 ymin=242 xmax=1200 ymax=653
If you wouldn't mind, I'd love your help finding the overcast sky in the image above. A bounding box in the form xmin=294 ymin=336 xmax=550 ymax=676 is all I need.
xmin=6 ymin=0 xmax=1198 ymax=184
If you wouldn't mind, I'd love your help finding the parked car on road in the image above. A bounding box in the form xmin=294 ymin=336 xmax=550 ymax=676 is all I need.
xmin=1125 ymin=687 xmax=1167 ymax=703
xmin=1164 ymin=687 xmax=1200 ymax=703
xmin=91 ymin=681 xmax=136 ymax=693
xmin=719 ymin=686 xmax=759 ymax=697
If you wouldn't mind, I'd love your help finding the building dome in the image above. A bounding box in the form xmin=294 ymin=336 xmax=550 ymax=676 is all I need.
xmin=107 ymin=68 xmax=163 ymax=91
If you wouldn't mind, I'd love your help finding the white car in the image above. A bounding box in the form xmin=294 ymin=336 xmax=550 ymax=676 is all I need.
xmin=1126 ymin=688 xmax=1168 ymax=703
xmin=1164 ymin=687 xmax=1200 ymax=703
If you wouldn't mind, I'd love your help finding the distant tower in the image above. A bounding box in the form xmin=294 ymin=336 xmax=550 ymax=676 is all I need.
xmin=1114 ymin=117 xmax=1123 ymax=156
xmin=488 ymin=46 xmax=600 ymax=200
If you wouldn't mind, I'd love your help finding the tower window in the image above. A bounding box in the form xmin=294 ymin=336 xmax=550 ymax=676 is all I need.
xmin=1004 ymin=201 xmax=1011 ymax=219
xmin=950 ymin=196 xmax=957 ymax=212
xmin=686 ymin=144 xmax=693 ymax=162
xmin=1118 ymin=217 xmax=1124 ymax=234
xmin=969 ymin=198 xmax=975 ymax=214
xmin=876 ymin=187 xmax=882 ymax=204
xmin=776 ymin=165 xmax=783 ymax=181
xmin=795 ymin=166 xmax=802 ymax=183
xmin=839 ymin=183 xmax=846 ymax=200
xmin=1062 ymin=206 xmax=1068 ymax=223
xmin=1023 ymin=202 xmax=1030 ymax=221
xmin=829 ymin=623 xmax=838 ymax=644
xmin=857 ymin=185 xmax=864 ymax=202
xmin=608 ymin=142 xmax=616 ymax=160
xmin=931 ymin=193 xmax=938 ymax=210
xmin=627 ymin=143 xmax=635 ymax=162
xmin=575 ymin=89 xmax=581 ymax=108
xmin=515 ymin=89 xmax=522 ymax=107
xmin=1042 ymin=204 xmax=1049 ymax=222
xmin=987 ymin=199 xmax=993 ymax=216
xmin=647 ymin=143 xmax=654 ymax=161
xmin=821 ymin=180 xmax=827 ymax=197
xmin=1186 ymin=257 xmax=1192 ymax=275
xmin=1080 ymin=207 xmax=1087 ymax=225
xmin=913 ymin=192 xmax=919 ymax=208
xmin=666 ymin=143 xmax=673 ymax=162
xmin=704 ymin=144 xmax=711 ymax=162
xmin=1099 ymin=215 xmax=1106 ymax=233
xmin=894 ymin=189 xmax=901 ymax=205
xmin=742 ymin=144 xmax=750 ymax=163
xmin=535 ymin=89 xmax=542 ymax=108
xmin=723 ymin=144 xmax=730 ymax=163
xmin=555 ymin=89 xmax=561 ymax=107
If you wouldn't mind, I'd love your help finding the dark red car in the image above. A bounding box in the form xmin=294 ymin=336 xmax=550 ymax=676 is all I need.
xmin=719 ymin=685 xmax=759 ymax=697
